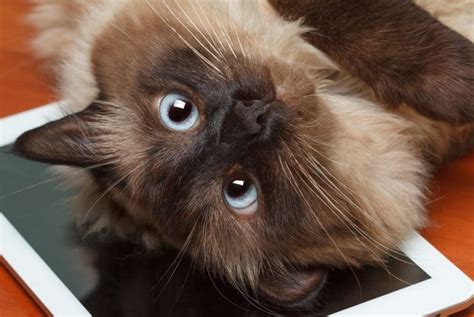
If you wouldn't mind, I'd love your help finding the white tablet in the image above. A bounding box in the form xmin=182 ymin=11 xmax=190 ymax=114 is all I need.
xmin=1 ymin=104 xmax=472 ymax=316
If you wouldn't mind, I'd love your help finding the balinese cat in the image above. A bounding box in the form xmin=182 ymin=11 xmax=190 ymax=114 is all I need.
xmin=13 ymin=0 xmax=473 ymax=306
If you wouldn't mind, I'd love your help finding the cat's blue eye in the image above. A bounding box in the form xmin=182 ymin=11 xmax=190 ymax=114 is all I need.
xmin=224 ymin=172 xmax=258 ymax=217
xmin=159 ymin=92 xmax=199 ymax=131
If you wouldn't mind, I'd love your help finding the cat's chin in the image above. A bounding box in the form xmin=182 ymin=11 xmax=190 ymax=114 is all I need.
xmin=257 ymin=266 xmax=328 ymax=308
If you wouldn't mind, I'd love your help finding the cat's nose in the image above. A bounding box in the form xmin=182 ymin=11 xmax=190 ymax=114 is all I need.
xmin=220 ymin=100 xmax=271 ymax=143
xmin=235 ymin=100 xmax=269 ymax=134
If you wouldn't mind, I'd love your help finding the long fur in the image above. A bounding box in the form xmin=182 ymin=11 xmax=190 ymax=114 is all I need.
xmin=21 ymin=0 xmax=473 ymax=305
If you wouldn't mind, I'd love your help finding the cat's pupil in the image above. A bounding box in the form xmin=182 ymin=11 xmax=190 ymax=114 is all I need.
xmin=227 ymin=179 xmax=251 ymax=198
xmin=168 ymin=99 xmax=192 ymax=122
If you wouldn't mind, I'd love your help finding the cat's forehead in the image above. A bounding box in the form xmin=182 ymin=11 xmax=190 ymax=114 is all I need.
xmin=92 ymin=26 xmax=276 ymax=104
xmin=90 ymin=0 xmax=316 ymax=103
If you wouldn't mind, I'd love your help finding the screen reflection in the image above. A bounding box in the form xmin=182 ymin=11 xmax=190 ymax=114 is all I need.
xmin=78 ymin=233 xmax=429 ymax=316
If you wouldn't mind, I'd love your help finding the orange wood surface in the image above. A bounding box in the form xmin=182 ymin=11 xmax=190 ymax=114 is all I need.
xmin=0 ymin=260 xmax=47 ymax=317
xmin=0 ymin=1 xmax=472 ymax=315
xmin=0 ymin=1 xmax=55 ymax=117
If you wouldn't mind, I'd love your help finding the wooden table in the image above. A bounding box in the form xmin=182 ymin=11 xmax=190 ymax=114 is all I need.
xmin=1 ymin=1 xmax=472 ymax=316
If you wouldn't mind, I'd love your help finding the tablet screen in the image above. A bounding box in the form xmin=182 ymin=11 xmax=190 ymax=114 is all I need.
xmin=0 ymin=146 xmax=430 ymax=315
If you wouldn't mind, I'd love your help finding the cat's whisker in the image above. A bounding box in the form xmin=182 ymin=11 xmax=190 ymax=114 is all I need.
xmin=298 ymin=157 xmax=403 ymax=261
xmin=168 ymin=0 xmax=223 ymax=69
xmin=0 ymin=159 xmax=121 ymax=200
xmin=286 ymin=149 xmax=366 ymax=246
xmin=151 ymin=206 xmax=204 ymax=294
xmin=154 ymin=216 xmax=200 ymax=299
xmin=210 ymin=241 xmax=278 ymax=315
xmin=377 ymin=258 xmax=413 ymax=286
xmin=298 ymin=144 xmax=412 ymax=262
xmin=198 ymin=196 xmax=277 ymax=315
xmin=144 ymin=0 xmax=224 ymax=77
xmin=300 ymin=151 xmax=407 ymax=255
xmin=189 ymin=0 xmax=226 ymax=60
xmin=277 ymin=155 xmax=298 ymax=191
xmin=287 ymin=147 xmax=410 ymax=286
xmin=167 ymin=259 xmax=193 ymax=313
xmin=91 ymin=99 xmax=122 ymax=108
xmin=240 ymin=0 xmax=245 ymax=33
xmin=205 ymin=265 xmax=254 ymax=314
xmin=161 ymin=1 xmax=224 ymax=77
xmin=230 ymin=2 xmax=246 ymax=58
xmin=296 ymin=134 xmax=351 ymax=167
xmin=298 ymin=168 xmax=409 ymax=261
xmin=173 ymin=0 xmax=225 ymax=64
xmin=295 ymin=146 xmax=415 ymax=292
xmin=294 ymin=132 xmax=335 ymax=151
xmin=200 ymin=216 xmax=254 ymax=313
xmin=193 ymin=0 xmax=230 ymax=63
xmin=301 ymin=151 xmax=370 ymax=218
xmin=278 ymin=154 xmax=363 ymax=297
xmin=0 ymin=178 xmax=60 ymax=200
xmin=232 ymin=279 xmax=278 ymax=315
xmin=210 ymin=1 xmax=238 ymax=59
xmin=80 ymin=162 xmax=143 ymax=224
xmin=224 ymin=0 xmax=246 ymax=58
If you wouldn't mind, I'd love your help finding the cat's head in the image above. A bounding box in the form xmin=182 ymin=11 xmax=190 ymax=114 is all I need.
xmin=14 ymin=0 xmax=425 ymax=306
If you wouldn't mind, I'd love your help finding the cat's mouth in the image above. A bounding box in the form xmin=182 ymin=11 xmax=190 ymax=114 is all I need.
xmin=258 ymin=266 xmax=329 ymax=307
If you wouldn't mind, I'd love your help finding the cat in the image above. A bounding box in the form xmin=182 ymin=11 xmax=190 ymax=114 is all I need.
xmin=13 ymin=0 xmax=473 ymax=306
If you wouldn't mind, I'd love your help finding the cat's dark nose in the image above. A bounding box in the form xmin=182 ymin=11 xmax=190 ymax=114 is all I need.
xmin=220 ymin=100 xmax=271 ymax=143
xmin=236 ymin=100 xmax=270 ymax=134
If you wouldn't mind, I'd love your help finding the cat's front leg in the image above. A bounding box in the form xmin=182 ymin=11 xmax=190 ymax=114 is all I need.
xmin=269 ymin=0 xmax=474 ymax=125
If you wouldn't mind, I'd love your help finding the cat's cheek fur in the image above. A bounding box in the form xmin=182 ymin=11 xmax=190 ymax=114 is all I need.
xmin=324 ymin=94 xmax=428 ymax=239
xmin=52 ymin=165 xmax=164 ymax=249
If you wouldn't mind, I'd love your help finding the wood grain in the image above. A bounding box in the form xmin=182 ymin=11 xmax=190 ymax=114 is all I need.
xmin=423 ymin=152 xmax=474 ymax=279
xmin=0 ymin=0 xmax=55 ymax=117
xmin=0 ymin=1 xmax=472 ymax=315
xmin=0 ymin=260 xmax=46 ymax=317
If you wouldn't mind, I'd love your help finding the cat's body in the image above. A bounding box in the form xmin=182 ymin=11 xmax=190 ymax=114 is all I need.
xmin=15 ymin=0 xmax=473 ymax=306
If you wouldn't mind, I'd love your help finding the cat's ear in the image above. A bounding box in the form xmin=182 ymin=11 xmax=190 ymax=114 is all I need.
xmin=270 ymin=0 xmax=474 ymax=124
xmin=257 ymin=267 xmax=328 ymax=307
xmin=12 ymin=104 xmax=102 ymax=167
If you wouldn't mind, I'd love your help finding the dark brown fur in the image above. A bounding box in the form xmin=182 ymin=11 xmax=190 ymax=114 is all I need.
xmin=270 ymin=0 xmax=474 ymax=124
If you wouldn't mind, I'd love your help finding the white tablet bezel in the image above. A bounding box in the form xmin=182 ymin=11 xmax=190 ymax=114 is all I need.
xmin=0 ymin=214 xmax=91 ymax=317
xmin=333 ymin=232 xmax=473 ymax=316
xmin=1 ymin=103 xmax=472 ymax=316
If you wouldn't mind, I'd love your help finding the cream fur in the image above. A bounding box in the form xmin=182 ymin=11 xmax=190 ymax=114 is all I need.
xmin=29 ymin=0 xmax=128 ymax=111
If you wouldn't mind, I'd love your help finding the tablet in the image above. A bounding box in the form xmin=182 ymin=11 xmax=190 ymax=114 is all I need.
xmin=1 ymin=104 xmax=472 ymax=316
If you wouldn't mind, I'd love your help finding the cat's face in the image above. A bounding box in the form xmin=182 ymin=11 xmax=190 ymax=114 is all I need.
xmin=14 ymin=0 xmax=425 ymax=306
